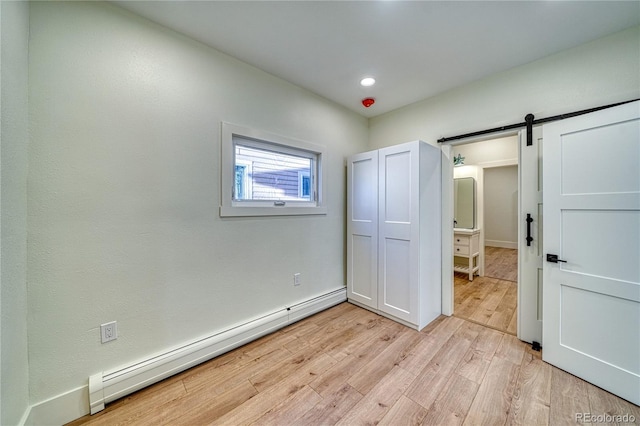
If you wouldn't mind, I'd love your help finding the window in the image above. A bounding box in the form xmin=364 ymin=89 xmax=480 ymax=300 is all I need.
xmin=221 ymin=123 xmax=326 ymax=217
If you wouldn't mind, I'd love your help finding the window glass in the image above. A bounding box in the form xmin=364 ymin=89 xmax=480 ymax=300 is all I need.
xmin=220 ymin=123 xmax=326 ymax=217
xmin=234 ymin=144 xmax=313 ymax=202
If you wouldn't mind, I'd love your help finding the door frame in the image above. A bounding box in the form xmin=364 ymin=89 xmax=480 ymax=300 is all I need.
xmin=441 ymin=131 xmax=528 ymax=340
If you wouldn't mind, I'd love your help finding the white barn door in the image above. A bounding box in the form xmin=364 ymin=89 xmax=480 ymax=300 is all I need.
xmin=518 ymin=127 xmax=543 ymax=345
xmin=542 ymin=101 xmax=640 ymax=405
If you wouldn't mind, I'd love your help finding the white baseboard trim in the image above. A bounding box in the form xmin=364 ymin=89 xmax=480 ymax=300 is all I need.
xmin=89 ymin=287 xmax=346 ymax=414
xmin=485 ymin=240 xmax=517 ymax=249
xmin=22 ymin=287 xmax=346 ymax=425
xmin=23 ymin=385 xmax=88 ymax=426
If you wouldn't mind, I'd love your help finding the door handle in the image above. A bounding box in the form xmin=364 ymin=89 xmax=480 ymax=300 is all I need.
xmin=546 ymin=254 xmax=567 ymax=263
xmin=526 ymin=214 xmax=533 ymax=247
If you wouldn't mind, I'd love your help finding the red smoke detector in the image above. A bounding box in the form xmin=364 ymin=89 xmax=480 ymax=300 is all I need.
xmin=362 ymin=98 xmax=375 ymax=108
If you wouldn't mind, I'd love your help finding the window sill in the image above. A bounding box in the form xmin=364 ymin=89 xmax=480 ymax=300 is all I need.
xmin=219 ymin=205 xmax=328 ymax=217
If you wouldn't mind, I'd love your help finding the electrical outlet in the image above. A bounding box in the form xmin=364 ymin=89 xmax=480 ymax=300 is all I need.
xmin=294 ymin=273 xmax=301 ymax=286
xmin=101 ymin=321 xmax=117 ymax=343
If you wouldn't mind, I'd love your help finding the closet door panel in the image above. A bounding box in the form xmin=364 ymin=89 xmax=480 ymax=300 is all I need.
xmin=378 ymin=143 xmax=418 ymax=323
xmin=383 ymin=150 xmax=412 ymax=223
xmin=347 ymin=151 xmax=378 ymax=308
xmin=381 ymin=237 xmax=411 ymax=314
xmin=351 ymin=235 xmax=375 ymax=301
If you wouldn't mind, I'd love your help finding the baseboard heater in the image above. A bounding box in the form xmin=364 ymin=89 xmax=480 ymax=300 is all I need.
xmin=89 ymin=288 xmax=346 ymax=414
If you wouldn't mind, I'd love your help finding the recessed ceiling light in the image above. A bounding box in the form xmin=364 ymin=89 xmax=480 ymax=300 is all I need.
xmin=360 ymin=77 xmax=376 ymax=87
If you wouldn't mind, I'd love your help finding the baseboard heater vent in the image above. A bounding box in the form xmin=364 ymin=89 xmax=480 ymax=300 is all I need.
xmin=89 ymin=288 xmax=346 ymax=414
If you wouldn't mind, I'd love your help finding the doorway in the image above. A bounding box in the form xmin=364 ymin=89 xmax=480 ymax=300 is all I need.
xmin=449 ymin=136 xmax=519 ymax=335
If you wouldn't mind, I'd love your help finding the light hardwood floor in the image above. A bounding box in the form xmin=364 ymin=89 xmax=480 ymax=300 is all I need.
xmin=453 ymin=246 xmax=518 ymax=335
xmin=454 ymin=274 xmax=517 ymax=335
xmin=484 ymin=246 xmax=518 ymax=281
xmin=484 ymin=247 xmax=518 ymax=282
xmin=68 ymin=303 xmax=639 ymax=426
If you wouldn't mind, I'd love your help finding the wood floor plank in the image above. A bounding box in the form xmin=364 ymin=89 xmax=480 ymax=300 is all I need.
xmin=463 ymin=357 xmax=520 ymax=426
xmin=453 ymin=275 xmax=476 ymax=303
xmin=549 ymin=368 xmax=591 ymax=426
xmin=379 ymin=395 xmax=428 ymax=426
xmin=454 ymin=326 xmax=503 ymax=384
xmin=468 ymin=279 xmax=510 ymax=325
xmin=455 ymin=279 xmax=498 ymax=319
xmin=484 ymin=247 xmax=518 ymax=282
xmin=249 ymin=344 xmax=328 ymax=392
xmin=307 ymin=301 xmax=358 ymax=326
xmin=397 ymin=314 xmax=466 ymax=377
xmin=249 ymin=385 xmax=322 ymax=426
xmin=297 ymin=383 xmax=363 ymax=425
xmin=405 ymin=321 xmax=479 ymax=409
xmin=309 ymin=321 xmax=408 ymax=396
xmin=182 ymin=346 xmax=290 ymax=395
xmin=586 ymin=381 xmax=640 ymax=425
xmin=507 ymin=306 xmax=518 ymax=335
xmin=211 ymin=353 xmax=337 ymax=425
xmin=158 ymin=380 xmax=257 ymax=425
xmin=494 ymin=333 xmax=526 ymax=365
xmin=283 ymin=305 xmax=366 ymax=354
xmin=487 ymin=281 xmax=517 ymax=331
xmin=337 ymin=366 xmax=416 ymax=425
xmin=321 ymin=313 xmax=393 ymax=362
xmin=177 ymin=329 xmax=297 ymax=393
xmin=506 ymin=350 xmax=552 ymax=425
xmin=347 ymin=327 xmax=423 ymax=395
xmin=330 ymin=315 xmax=404 ymax=360
xmin=420 ymin=373 xmax=479 ymax=426
xmin=455 ymin=247 xmax=518 ymax=335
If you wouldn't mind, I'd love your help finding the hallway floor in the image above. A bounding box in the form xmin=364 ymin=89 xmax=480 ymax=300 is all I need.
xmin=454 ymin=246 xmax=518 ymax=335
xmin=484 ymin=246 xmax=517 ymax=282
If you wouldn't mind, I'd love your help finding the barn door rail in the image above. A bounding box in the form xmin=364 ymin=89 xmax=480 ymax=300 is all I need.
xmin=437 ymin=98 xmax=639 ymax=145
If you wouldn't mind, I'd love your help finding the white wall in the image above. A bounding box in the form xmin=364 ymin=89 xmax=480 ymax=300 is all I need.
xmin=27 ymin=1 xmax=367 ymax=409
xmin=369 ymin=26 xmax=640 ymax=149
xmin=484 ymin=166 xmax=518 ymax=248
xmin=1 ymin=1 xmax=31 ymax=425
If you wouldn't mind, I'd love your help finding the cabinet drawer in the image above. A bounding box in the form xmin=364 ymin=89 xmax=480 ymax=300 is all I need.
xmin=454 ymin=235 xmax=470 ymax=246
xmin=454 ymin=244 xmax=469 ymax=256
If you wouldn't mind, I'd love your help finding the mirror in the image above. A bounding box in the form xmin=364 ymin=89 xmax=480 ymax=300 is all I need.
xmin=454 ymin=177 xmax=475 ymax=229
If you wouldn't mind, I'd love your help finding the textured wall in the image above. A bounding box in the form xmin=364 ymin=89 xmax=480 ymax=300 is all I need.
xmin=1 ymin=1 xmax=31 ymax=424
xmin=27 ymin=1 xmax=367 ymax=405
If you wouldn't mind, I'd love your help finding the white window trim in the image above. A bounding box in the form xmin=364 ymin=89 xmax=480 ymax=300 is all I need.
xmin=220 ymin=122 xmax=327 ymax=217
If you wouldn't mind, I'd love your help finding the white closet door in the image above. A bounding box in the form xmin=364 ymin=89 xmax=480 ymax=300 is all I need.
xmin=347 ymin=150 xmax=378 ymax=309
xmin=378 ymin=142 xmax=419 ymax=323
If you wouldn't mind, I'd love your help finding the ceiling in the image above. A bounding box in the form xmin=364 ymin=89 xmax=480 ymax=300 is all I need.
xmin=112 ymin=1 xmax=640 ymax=118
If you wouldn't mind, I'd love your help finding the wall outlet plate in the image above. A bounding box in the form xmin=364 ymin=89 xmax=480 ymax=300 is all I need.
xmin=101 ymin=321 xmax=117 ymax=343
xmin=294 ymin=273 xmax=301 ymax=286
